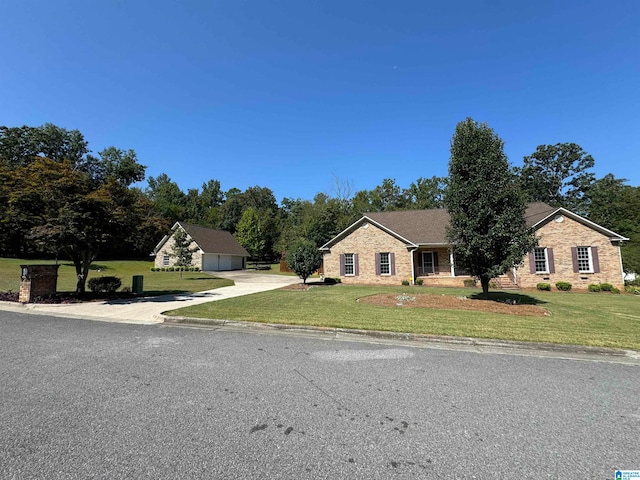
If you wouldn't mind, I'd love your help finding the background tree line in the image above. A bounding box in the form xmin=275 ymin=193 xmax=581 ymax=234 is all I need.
xmin=1 ymin=123 xmax=638 ymax=279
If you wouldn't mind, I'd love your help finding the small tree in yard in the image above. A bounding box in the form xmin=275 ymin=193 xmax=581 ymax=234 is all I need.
xmin=235 ymin=207 xmax=267 ymax=266
xmin=445 ymin=118 xmax=538 ymax=298
xmin=286 ymin=239 xmax=323 ymax=284
xmin=171 ymin=227 xmax=196 ymax=278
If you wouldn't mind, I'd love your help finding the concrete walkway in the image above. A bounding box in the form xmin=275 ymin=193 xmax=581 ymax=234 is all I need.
xmin=0 ymin=271 xmax=300 ymax=325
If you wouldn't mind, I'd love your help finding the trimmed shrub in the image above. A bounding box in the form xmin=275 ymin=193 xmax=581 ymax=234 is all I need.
xmin=87 ymin=276 xmax=122 ymax=293
xmin=555 ymin=281 xmax=572 ymax=291
xmin=537 ymin=282 xmax=551 ymax=291
xmin=401 ymin=279 xmax=410 ymax=286
xmin=599 ymin=283 xmax=613 ymax=292
xmin=415 ymin=278 xmax=424 ymax=286
xmin=588 ymin=284 xmax=601 ymax=292
xmin=625 ymin=285 xmax=640 ymax=295
xmin=463 ymin=279 xmax=476 ymax=288
xmin=611 ymin=287 xmax=620 ymax=294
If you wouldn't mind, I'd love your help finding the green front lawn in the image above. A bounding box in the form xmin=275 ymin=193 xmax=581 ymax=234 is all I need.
xmin=0 ymin=258 xmax=233 ymax=294
xmin=167 ymin=285 xmax=640 ymax=351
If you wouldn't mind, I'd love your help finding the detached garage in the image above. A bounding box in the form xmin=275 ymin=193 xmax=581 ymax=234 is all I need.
xmin=153 ymin=222 xmax=249 ymax=272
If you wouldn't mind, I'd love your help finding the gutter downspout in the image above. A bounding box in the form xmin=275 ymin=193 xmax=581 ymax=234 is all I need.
xmin=616 ymin=240 xmax=625 ymax=284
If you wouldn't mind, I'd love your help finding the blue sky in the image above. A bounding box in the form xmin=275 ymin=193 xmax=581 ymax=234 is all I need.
xmin=2 ymin=0 xmax=639 ymax=202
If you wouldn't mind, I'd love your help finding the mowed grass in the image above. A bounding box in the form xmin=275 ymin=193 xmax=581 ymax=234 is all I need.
xmin=0 ymin=258 xmax=233 ymax=294
xmin=168 ymin=285 xmax=640 ymax=351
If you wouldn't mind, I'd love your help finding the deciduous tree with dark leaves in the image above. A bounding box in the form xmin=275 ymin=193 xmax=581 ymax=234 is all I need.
xmin=445 ymin=118 xmax=538 ymax=298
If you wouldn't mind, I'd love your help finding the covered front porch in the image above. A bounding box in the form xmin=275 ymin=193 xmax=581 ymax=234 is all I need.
xmin=411 ymin=247 xmax=521 ymax=289
xmin=411 ymin=246 xmax=472 ymax=286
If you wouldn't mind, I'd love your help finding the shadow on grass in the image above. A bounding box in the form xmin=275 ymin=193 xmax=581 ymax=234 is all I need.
xmin=469 ymin=291 xmax=548 ymax=305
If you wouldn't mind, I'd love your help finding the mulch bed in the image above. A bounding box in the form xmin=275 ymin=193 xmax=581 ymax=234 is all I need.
xmin=359 ymin=293 xmax=549 ymax=317
xmin=0 ymin=291 xmax=137 ymax=304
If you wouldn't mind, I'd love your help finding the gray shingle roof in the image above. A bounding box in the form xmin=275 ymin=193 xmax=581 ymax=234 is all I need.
xmin=178 ymin=222 xmax=249 ymax=256
xmin=325 ymin=203 xmax=561 ymax=248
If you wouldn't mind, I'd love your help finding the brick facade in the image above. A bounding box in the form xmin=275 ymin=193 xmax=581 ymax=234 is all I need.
xmin=154 ymin=234 xmax=202 ymax=269
xmin=323 ymin=212 xmax=625 ymax=290
xmin=515 ymin=214 xmax=624 ymax=289
xmin=322 ymin=221 xmax=411 ymax=285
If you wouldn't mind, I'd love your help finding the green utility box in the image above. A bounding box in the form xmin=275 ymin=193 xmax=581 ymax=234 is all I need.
xmin=132 ymin=275 xmax=144 ymax=294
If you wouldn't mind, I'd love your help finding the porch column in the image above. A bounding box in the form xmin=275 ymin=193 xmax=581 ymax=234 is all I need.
xmin=410 ymin=248 xmax=417 ymax=285
xmin=449 ymin=249 xmax=455 ymax=277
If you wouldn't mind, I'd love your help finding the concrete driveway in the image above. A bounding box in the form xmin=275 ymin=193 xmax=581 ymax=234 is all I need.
xmin=0 ymin=271 xmax=301 ymax=325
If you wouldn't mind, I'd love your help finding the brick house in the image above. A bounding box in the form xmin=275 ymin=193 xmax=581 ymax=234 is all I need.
xmin=153 ymin=222 xmax=249 ymax=271
xmin=320 ymin=203 xmax=628 ymax=289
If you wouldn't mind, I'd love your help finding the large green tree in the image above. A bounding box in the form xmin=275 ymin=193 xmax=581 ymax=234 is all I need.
xmin=5 ymin=157 xmax=144 ymax=293
xmin=145 ymin=173 xmax=186 ymax=222
xmin=585 ymin=174 xmax=640 ymax=274
xmin=0 ymin=124 xmax=89 ymax=168
xmin=445 ymin=118 xmax=538 ymax=298
xmin=517 ymin=142 xmax=595 ymax=213
xmin=404 ymin=176 xmax=446 ymax=209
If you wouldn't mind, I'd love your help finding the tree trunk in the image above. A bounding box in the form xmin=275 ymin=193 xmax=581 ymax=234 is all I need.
xmin=73 ymin=249 xmax=95 ymax=295
xmin=74 ymin=263 xmax=86 ymax=295
xmin=480 ymin=276 xmax=490 ymax=299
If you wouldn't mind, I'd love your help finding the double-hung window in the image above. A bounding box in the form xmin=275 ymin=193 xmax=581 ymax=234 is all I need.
xmin=533 ymin=248 xmax=548 ymax=273
xmin=571 ymin=246 xmax=600 ymax=274
xmin=576 ymin=246 xmax=592 ymax=273
xmin=344 ymin=253 xmax=355 ymax=276
xmin=529 ymin=247 xmax=555 ymax=274
xmin=163 ymin=254 xmax=170 ymax=267
xmin=379 ymin=253 xmax=390 ymax=275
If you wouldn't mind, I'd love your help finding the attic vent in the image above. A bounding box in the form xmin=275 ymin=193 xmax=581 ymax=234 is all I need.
xmin=362 ymin=222 xmax=369 ymax=229
xmin=554 ymin=215 xmax=564 ymax=223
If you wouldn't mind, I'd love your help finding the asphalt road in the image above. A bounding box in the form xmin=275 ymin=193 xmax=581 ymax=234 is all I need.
xmin=1 ymin=311 xmax=638 ymax=479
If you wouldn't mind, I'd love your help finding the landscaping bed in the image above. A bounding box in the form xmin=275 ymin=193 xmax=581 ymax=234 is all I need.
xmin=358 ymin=293 xmax=549 ymax=317
xmin=0 ymin=291 xmax=137 ymax=304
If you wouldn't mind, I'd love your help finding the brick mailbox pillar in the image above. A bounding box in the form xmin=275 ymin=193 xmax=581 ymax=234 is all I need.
xmin=19 ymin=265 xmax=61 ymax=303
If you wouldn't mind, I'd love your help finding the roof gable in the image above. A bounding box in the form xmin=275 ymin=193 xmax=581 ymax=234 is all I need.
xmin=154 ymin=222 xmax=250 ymax=256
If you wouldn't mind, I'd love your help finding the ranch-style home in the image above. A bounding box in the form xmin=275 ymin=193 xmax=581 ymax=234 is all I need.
xmin=320 ymin=203 xmax=628 ymax=290
xmin=153 ymin=222 xmax=249 ymax=271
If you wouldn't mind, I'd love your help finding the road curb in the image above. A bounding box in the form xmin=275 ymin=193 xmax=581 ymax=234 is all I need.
xmin=158 ymin=314 xmax=639 ymax=360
